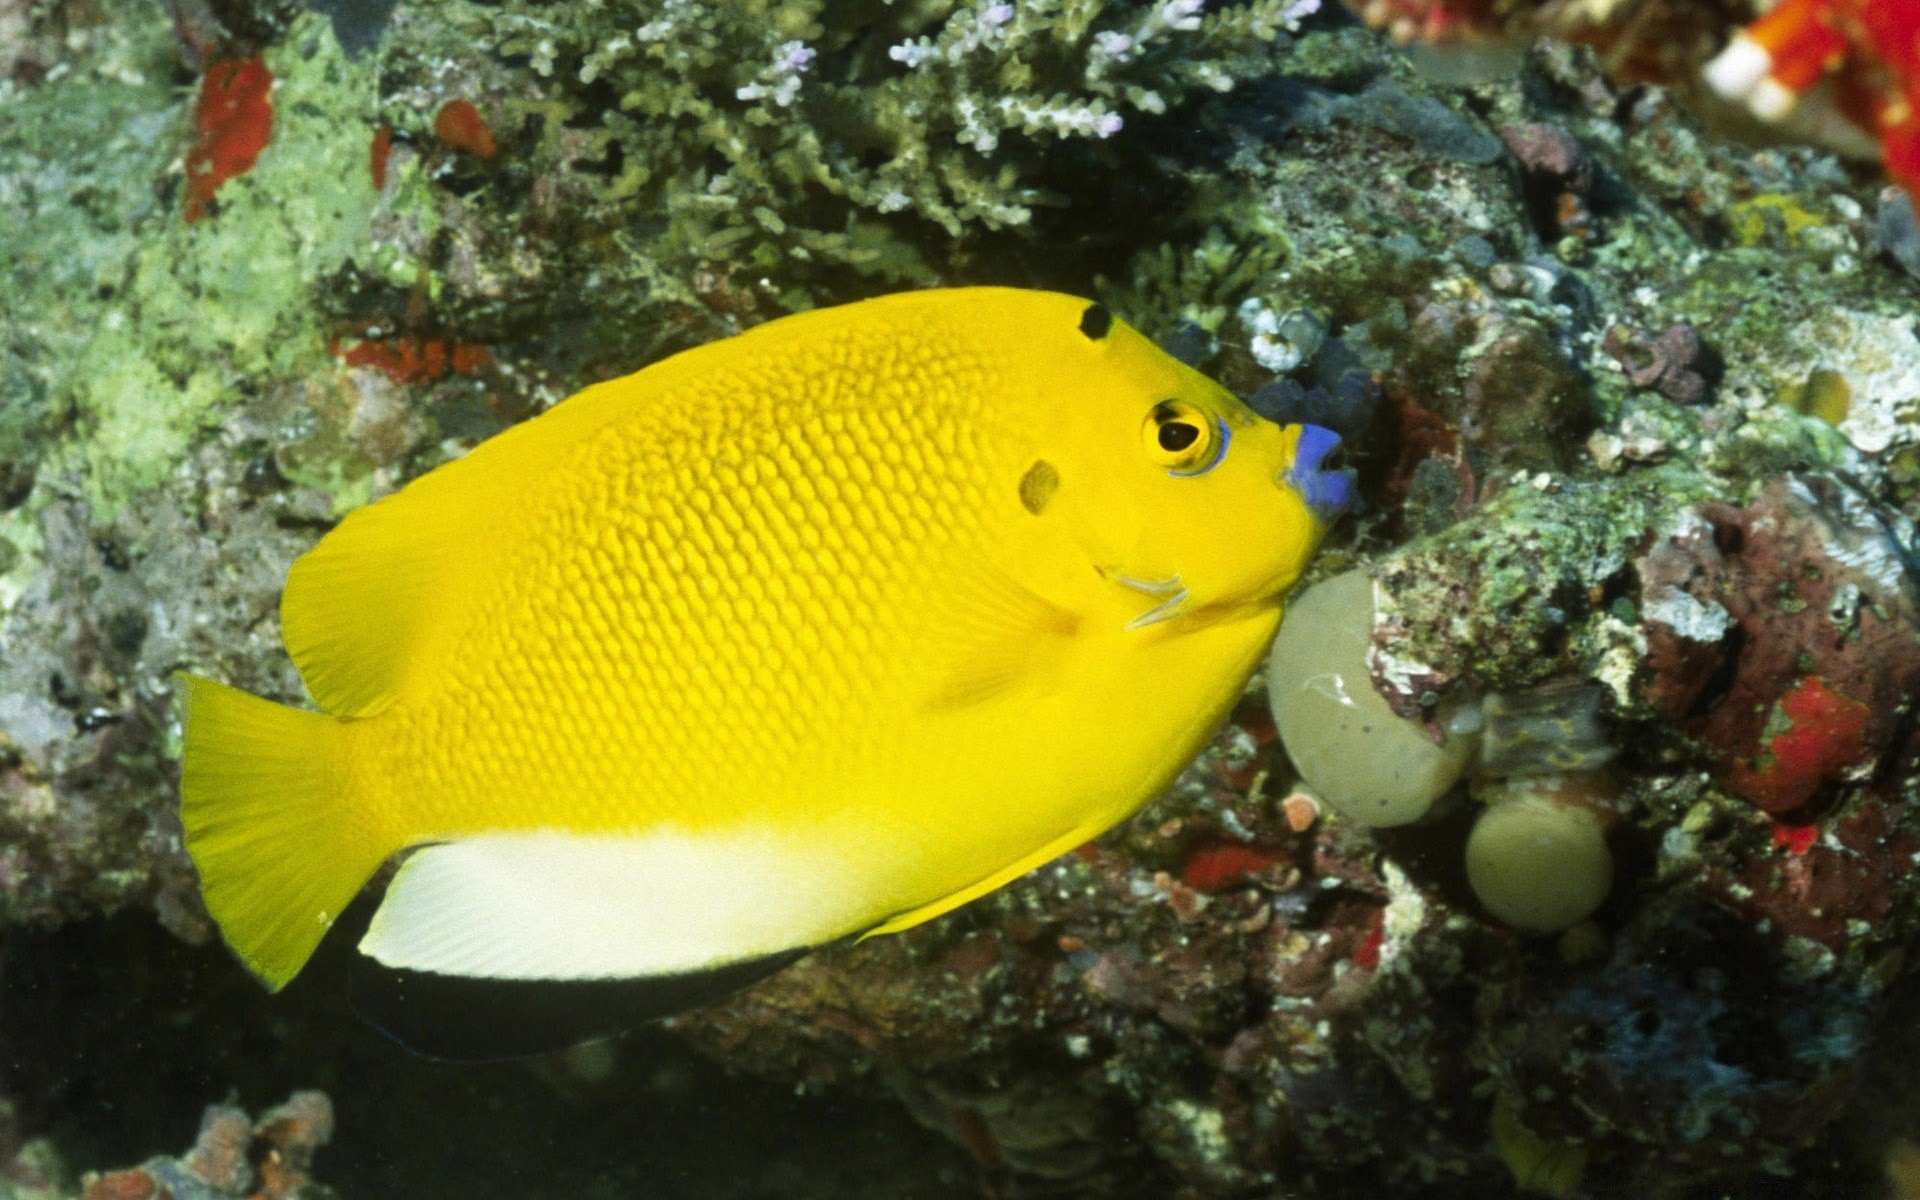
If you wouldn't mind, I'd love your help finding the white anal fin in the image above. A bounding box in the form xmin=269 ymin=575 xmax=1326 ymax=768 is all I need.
xmin=359 ymin=827 xmax=874 ymax=981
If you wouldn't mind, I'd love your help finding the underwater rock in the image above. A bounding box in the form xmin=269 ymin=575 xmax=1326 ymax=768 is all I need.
xmin=1474 ymin=907 xmax=1872 ymax=1191
xmin=1878 ymin=190 xmax=1920 ymax=280
xmin=0 ymin=465 xmax=327 ymax=935
xmin=1602 ymin=322 xmax=1710 ymax=405
xmin=1638 ymin=474 xmax=1920 ymax=815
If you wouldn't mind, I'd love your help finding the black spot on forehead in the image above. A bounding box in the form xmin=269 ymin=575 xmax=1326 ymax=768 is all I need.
xmin=1078 ymin=303 xmax=1113 ymax=340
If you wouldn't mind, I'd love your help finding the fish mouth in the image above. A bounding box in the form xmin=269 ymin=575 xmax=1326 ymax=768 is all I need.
xmin=1284 ymin=424 xmax=1357 ymax=521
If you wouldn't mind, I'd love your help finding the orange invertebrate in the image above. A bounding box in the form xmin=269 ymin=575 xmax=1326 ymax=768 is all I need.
xmin=433 ymin=98 xmax=498 ymax=158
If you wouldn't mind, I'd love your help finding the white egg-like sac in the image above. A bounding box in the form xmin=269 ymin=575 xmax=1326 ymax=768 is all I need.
xmin=1267 ymin=569 xmax=1477 ymax=827
xmin=1465 ymin=778 xmax=1615 ymax=933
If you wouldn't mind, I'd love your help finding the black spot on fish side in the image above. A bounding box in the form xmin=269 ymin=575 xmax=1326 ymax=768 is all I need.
xmin=1019 ymin=460 xmax=1060 ymax=516
xmin=1078 ymin=303 xmax=1112 ymax=340
xmin=349 ymin=948 xmax=809 ymax=1061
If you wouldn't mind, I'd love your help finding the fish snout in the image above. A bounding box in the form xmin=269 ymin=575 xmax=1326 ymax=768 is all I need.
xmin=1285 ymin=424 xmax=1357 ymax=521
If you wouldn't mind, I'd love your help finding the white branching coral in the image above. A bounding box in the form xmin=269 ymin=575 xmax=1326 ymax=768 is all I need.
xmin=735 ymin=40 xmax=815 ymax=108
xmin=888 ymin=2 xmax=1017 ymax=71
xmin=997 ymin=94 xmax=1125 ymax=140
xmin=855 ymin=0 xmax=1323 ymax=232
xmin=475 ymin=0 xmax=1325 ymax=285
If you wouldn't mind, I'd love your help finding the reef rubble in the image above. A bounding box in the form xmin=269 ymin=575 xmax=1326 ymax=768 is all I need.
xmin=2 ymin=1092 xmax=334 ymax=1200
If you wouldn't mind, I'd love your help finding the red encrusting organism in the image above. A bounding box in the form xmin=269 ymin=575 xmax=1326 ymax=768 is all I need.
xmin=330 ymin=336 xmax=491 ymax=385
xmin=1726 ymin=676 xmax=1872 ymax=814
xmin=183 ymin=55 xmax=275 ymax=223
xmin=433 ymin=99 xmax=499 ymax=158
xmin=1178 ymin=839 xmax=1290 ymax=894
xmin=1352 ymin=913 xmax=1386 ymax=970
xmin=370 ymin=123 xmax=394 ymax=191
xmin=1770 ymin=821 xmax=1820 ymax=856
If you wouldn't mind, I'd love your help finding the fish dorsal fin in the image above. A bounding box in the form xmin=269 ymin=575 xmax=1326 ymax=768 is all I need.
xmin=281 ymin=386 xmax=633 ymax=716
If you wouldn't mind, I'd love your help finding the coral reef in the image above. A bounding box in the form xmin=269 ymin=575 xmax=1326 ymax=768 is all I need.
xmin=78 ymin=1092 xmax=333 ymax=1200
xmin=5 ymin=0 xmax=1920 ymax=1197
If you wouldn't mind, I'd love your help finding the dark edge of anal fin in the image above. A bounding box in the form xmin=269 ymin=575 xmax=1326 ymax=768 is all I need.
xmin=348 ymin=948 xmax=811 ymax=1062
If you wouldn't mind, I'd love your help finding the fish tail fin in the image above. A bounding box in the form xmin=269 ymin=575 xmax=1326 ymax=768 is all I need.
xmin=177 ymin=674 xmax=389 ymax=991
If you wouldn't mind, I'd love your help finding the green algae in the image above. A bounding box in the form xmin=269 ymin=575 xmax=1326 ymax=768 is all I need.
xmin=3 ymin=8 xmax=387 ymax=520
xmin=0 ymin=10 xmax=176 ymax=520
xmin=1374 ymin=466 xmax=1716 ymax=698
xmin=1728 ymin=193 xmax=1831 ymax=249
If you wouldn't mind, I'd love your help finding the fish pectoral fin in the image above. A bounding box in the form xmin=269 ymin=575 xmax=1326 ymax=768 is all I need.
xmin=1101 ymin=568 xmax=1190 ymax=631
xmin=924 ymin=563 xmax=1082 ymax=711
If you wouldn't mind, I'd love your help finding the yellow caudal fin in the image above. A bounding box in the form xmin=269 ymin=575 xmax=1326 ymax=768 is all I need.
xmin=177 ymin=674 xmax=389 ymax=991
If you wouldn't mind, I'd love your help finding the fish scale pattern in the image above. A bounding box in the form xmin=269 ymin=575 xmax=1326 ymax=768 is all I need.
xmin=385 ymin=321 xmax=1007 ymax=836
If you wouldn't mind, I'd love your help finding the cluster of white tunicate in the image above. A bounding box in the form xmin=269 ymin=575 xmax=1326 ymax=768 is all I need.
xmin=1267 ymin=569 xmax=1618 ymax=932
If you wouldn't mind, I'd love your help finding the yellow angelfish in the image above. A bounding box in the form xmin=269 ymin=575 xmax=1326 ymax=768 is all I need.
xmin=178 ymin=288 xmax=1350 ymax=1053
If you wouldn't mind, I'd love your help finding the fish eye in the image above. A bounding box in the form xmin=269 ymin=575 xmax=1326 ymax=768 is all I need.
xmin=1158 ymin=422 xmax=1200 ymax=452
xmin=1143 ymin=400 xmax=1228 ymax=477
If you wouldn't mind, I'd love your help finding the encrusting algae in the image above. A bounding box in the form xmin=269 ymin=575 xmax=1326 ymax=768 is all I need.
xmin=177 ymin=287 xmax=1350 ymax=1054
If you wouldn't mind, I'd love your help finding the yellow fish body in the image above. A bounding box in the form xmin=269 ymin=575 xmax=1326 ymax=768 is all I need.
xmin=179 ymin=288 xmax=1345 ymax=1022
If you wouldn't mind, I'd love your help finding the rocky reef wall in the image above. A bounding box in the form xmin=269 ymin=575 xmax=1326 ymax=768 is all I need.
xmin=7 ymin=1 xmax=1920 ymax=1196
